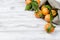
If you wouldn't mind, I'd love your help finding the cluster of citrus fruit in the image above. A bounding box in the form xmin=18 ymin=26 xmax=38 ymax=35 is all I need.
xmin=25 ymin=0 xmax=57 ymax=33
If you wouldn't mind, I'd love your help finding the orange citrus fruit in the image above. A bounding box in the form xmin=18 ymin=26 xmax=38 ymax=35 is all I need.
xmin=41 ymin=5 xmax=46 ymax=10
xmin=44 ymin=23 xmax=55 ymax=33
xmin=42 ymin=8 xmax=49 ymax=15
xmin=51 ymin=10 xmax=57 ymax=16
xmin=36 ymin=0 xmax=40 ymax=5
xmin=45 ymin=14 xmax=50 ymax=22
xmin=35 ymin=10 xmax=43 ymax=18
xmin=25 ymin=0 xmax=31 ymax=5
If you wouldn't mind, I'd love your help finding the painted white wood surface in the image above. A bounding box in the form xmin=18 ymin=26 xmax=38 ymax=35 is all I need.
xmin=0 ymin=0 xmax=60 ymax=40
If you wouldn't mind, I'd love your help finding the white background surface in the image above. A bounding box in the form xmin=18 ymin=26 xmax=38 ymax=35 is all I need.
xmin=0 ymin=0 xmax=60 ymax=40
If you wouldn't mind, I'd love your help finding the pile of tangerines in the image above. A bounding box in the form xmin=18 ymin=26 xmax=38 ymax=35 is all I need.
xmin=25 ymin=0 xmax=57 ymax=33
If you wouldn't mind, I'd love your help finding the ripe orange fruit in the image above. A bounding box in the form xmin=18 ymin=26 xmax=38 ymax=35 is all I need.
xmin=35 ymin=13 xmax=40 ymax=18
xmin=25 ymin=0 xmax=31 ymax=5
xmin=36 ymin=0 xmax=40 ymax=5
xmin=45 ymin=14 xmax=50 ymax=22
xmin=35 ymin=10 xmax=43 ymax=18
xmin=41 ymin=5 xmax=46 ymax=10
xmin=42 ymin=8 xmax=49 ymax=15
xmin=44 ymin=23 xmax=55 ymax=33
xmin=51 ymin=10 xmax=57 ymax=16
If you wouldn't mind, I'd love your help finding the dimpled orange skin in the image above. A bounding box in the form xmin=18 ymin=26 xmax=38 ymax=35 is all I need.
xmin=51 ymin=10 xmax=57 ymax=16
xmin=25 ymin=0 xmax=31 ymax=5
xmin=45 ymin=14 xmax=50 ymax=22
xmin=35 ymin=10 xmax=42 ymax=18
xmin=44 ymin=23 xmax=55 ymax=33
xmin=42 ymin=8 xmax=49 ymax=15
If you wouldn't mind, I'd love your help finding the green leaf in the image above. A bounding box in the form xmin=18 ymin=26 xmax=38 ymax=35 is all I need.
xmin=45 ymin=5 xmax=52 ymax=10
xmin=25 ymin=3 xmax=32 ymax=10
xmin=31 ymin=1 xmax=39 ymax=12
xmin=39 ymin=14 xmax=44 ymax=18
xmin=47 ymin=26 xmax=51 ymax=33
xmin=50 ymin=11 xmax=53 ymax=23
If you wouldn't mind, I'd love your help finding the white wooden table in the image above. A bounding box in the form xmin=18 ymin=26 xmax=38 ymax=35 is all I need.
xmin=0 ymin=0 xmax=60 ymax=40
